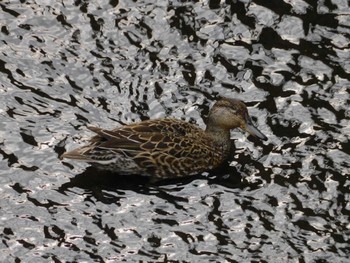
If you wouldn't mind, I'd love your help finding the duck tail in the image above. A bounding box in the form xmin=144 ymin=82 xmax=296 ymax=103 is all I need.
xmin=60 ymin=146 xmax=94 ymax=161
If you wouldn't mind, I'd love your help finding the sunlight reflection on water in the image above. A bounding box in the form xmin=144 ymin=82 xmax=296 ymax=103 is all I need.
xmin=0 ymin=0 xmax=349 ymax=262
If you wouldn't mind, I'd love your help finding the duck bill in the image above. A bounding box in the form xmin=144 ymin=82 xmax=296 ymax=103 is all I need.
xmin=243 ymin=113 xmax=268 ymax=141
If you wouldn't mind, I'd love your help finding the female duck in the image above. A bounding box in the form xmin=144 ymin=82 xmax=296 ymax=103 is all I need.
xmin=62 ymin=98 xmax=267 ymax=178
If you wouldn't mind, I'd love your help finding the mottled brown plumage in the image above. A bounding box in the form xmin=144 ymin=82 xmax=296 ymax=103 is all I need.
xmin=61 ymin=98 xmax=267 ymax=178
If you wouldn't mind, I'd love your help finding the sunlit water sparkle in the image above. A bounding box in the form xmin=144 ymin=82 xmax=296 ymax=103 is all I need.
xmin=0 ymin=0 xmax=349 ymax=262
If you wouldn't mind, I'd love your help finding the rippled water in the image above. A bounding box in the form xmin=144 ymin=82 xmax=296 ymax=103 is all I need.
xmin=1 ymin=0 xmax=349 ymax=262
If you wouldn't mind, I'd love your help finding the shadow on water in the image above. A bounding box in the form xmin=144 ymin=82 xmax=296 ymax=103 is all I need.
xmin=56 ymin=161 xmax=245 ymax=205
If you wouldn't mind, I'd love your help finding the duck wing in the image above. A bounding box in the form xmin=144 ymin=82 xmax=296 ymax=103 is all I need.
xmin=63 ymin=119 xmax=223 ymax=177
xmin=87 ymin=119 xmax=207 ymax=157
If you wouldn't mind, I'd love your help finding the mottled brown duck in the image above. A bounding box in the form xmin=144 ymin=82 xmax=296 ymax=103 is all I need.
xmin=61 ymin=98 xmax=267 ymax=178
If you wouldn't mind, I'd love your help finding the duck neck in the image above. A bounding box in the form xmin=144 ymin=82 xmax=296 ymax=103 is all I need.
xmin=205 ymin=125 xmax=231 ymax=144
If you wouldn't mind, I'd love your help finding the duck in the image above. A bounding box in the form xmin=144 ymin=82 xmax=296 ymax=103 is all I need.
xmin=61 ymin=97 xmax=267 ymax=178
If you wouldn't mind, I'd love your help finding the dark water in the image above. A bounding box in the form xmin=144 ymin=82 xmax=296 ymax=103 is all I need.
xmin=1 ymin=0 xmax=349 ymax=262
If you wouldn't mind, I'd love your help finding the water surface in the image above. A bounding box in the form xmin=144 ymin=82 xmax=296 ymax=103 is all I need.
xmin=0 ymin=0 xmax=349 ymax=262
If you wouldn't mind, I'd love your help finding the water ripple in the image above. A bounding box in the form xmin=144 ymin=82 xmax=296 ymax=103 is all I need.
xmin=0 ymin=0 xmax=349 ymax=262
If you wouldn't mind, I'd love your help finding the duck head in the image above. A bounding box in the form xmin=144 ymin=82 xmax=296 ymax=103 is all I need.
xmin=206 ymin=98 xmax=267 ymax=141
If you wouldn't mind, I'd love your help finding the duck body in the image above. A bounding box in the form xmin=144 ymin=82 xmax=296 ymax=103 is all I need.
xmin=62 ymin=98 xmax=267 ymax=178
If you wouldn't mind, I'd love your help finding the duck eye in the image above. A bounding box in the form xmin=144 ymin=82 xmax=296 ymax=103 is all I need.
xmin=225 ymin=106 xmax=237 ymax=114
xmin=229 ymin=108 xmax=237 ymax=114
